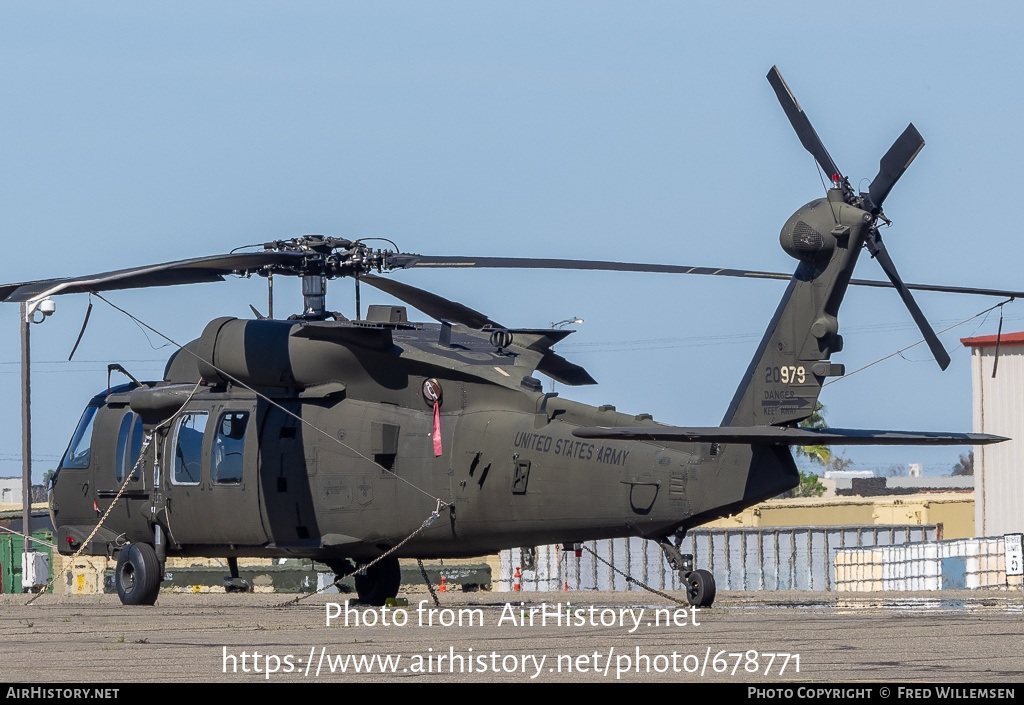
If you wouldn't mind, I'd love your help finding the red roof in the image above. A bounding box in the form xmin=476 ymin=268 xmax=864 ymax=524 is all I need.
xmin=961 ymin=331 xmax=1024 ymax=348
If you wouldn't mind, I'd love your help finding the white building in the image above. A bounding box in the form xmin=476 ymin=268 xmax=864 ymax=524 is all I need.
xmin=961 ymin=331 xmax=1024 ymax=536
xmin=0 ymin=477 xmax=23 ymax=505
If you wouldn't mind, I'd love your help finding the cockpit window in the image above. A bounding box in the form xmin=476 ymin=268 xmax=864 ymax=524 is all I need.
xmin=61 ymin=406 xmax=98 ymax=469
xmin=171 ymin=412 xmax=207 ymax=485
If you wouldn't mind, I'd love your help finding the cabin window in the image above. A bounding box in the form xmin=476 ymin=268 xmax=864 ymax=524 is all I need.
xmin=61 ymin=406 xmax=98 ymax=469
xmin=212 ymin=411 xmax=248 ymax=485
xmin=115 ymin=413 xmax=144 ymax=483
xmin=171 ymin=412 xmax=208 ymax=485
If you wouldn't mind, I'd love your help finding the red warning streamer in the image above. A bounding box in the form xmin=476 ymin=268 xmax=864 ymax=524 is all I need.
xmin=433 ymin=399 xmax=443 ymax=457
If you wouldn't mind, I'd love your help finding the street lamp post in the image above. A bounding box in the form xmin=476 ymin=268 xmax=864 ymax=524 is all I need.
xmin=20 ymin=296 xmax=55 ymax=592
xmin=21 ymin=302 xmax=32 ymax=584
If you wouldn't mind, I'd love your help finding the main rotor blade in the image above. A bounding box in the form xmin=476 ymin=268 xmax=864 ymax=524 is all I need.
xmin=0 ymin=252 xmax=305 ymax=303
xmin=389 ymin=254 xmax=795 ymax=280
xmin=359 ymin=273 xmax=503 ymax=329
xmin=848 ymin=278 xmax=1024 ymax=299
xmin=868 ymin=123 xmax=925 ymax=211
xmin=390 ymin=254 xmax=1024 ymax=299
xmin=866 ymin=232 xmax=952 ymax=370
xmin=766 ymin=66 xmax=843 ymax=180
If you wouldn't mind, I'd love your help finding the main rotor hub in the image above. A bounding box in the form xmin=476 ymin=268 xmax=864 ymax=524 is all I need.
xmin=262 ymin=235 xmax=393 ymax=280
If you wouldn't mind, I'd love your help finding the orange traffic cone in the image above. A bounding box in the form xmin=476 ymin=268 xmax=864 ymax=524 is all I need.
xmin=513 ymin=566 xmax=521 ymax=592
xmin=439 ymin=576 xmax=447 ymax=593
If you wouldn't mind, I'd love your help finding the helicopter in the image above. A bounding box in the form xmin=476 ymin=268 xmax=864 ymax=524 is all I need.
xmin=2 ymin=67 xmax=1017 ymax=608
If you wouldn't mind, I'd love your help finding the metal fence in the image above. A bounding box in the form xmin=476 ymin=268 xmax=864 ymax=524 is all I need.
xmin=498 ymin=525 xmax=937 ymax=593
xmin=834 ymin=536 xmax=1019 ymax=591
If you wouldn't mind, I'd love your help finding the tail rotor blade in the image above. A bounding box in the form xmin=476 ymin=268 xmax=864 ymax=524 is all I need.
xmin=767 ymin=66 xmax=843 ymax=180
xmin=866 ymin=232 xmax=951 ymax=370
xmin=868 ymin=123 xmax=925 ymax=211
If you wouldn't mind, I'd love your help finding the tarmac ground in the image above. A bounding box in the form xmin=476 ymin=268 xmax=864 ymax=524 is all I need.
xmin=1 ymin=588 xmax=1022 ymax=684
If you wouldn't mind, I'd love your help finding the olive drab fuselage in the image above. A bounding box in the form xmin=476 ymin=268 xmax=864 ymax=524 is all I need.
xmin=49 ymin=312 xmax=800 ymax=563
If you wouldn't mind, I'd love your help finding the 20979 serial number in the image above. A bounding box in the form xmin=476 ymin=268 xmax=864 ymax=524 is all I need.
xmin=764 ymin=365 xmax=805 ymax=385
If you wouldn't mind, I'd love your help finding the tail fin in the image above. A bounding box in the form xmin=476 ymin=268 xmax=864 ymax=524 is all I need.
xmin=722 ymin=189 xmax=872 ymax=428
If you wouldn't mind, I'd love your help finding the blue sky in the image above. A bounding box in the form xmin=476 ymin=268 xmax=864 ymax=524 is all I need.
xmin=3 ymin=2 xmax=1023 ymax=481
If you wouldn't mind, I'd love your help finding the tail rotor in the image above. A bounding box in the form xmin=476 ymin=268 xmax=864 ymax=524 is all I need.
xmin=768 ymin=66 xmax=948 ymax=370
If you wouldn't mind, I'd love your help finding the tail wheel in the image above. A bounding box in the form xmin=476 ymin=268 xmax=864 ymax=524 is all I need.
xmin=685 ymin=569 xmax=716 ymax=607
xmin=115 ymin=543 xmax=162 ymax=606
xmin=354 ymin=556 xmax=401 ymax=606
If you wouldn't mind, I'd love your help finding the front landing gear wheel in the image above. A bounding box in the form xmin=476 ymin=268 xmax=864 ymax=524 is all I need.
xmin=115 ymin=543 xmax=162 ymax=606
xmin=354 ymin=556 xmax=401 ymax=606
xmin=684 ymin=569 xmax=716 ymax=607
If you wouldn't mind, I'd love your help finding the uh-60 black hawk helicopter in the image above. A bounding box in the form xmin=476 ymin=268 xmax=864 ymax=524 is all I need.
xmin=3 ymin=67 xmax=1017 ymax=608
